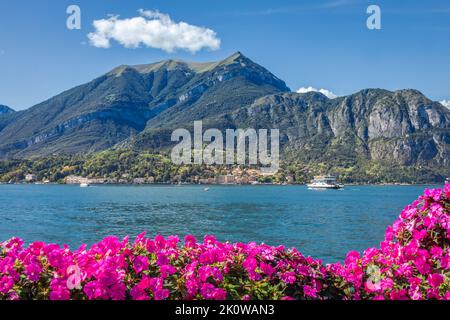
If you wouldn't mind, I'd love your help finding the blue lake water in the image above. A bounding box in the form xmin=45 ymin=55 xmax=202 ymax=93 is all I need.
xmin=0 ymin=184 xmax=441 ymax=263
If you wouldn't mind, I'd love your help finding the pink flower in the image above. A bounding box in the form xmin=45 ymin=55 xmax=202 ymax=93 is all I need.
xmin=133 ymin=256 xmax=149 ymax=274
xmin=384 ymin=226 xmax=395 ymax=242
xmin=423 ymin=216 xmax=438 ymax=229
xmin=166 ymin=236 xmax=180 ymax=249
xmin=49 ymin=278 xmax=71 ymax=300
xmin=395 ymin=264 xmax=413 ymax=277
xmin=303 ymin=285 xmax=317 ymax=298
xmin=259 ymin=262 xmax=275 ymax=277
xmin=242 ymin=257 xmax=258 ymax=273
xmin=362 ymin=247 xmax=379 ymax=264
xmin=412 ymin=229 xmax=427 ymax=241
xmin=403 ymin=240 xmax=419 ymax=257
xmin=25 ymin=262 xmax=42 ymax=282
xmin=49 ymin=287 xmax=71 ymax=300
xmin=160 ymin=265 xmax=176 ymax=278
xmin=380 ymin=278 xmax=393 ymax=291
xmin=154 ymin=235 xmax=166 ymax=249
xmin=184 ymin=235 xmax=197 ymax=248
xmin=409 ymin=288 xmax=423 ymax=300
xmin=441 ymin=215 xmax=450 ymax=229
xmin=4 ymin=237 xmax=23 ymax=251
xmin=408 ymin=276 xmax=422 ymax=287
xmin=424 ymin=188 xmax=442 ymax=202
xmin=430 ymin=246 xmax=443 ymax=258
xmin=156 ymin=253 xmax=170 ymax=266
xmin=414 ymin=257 xmax=430 ymax=275
xmin=153 ymin=288 xmax=170 ymax=300
xmin=427 ymin=273 xmax=444 ymax=288
xmin=185 ymin=279 xmax=199 ymax=297
xmin=198 ymin=266 xmax=223 ymax=283
xmin=130 ymin=284 xmax=149 ymax=300
xmin=109 ymin=283 xmax=127 ymax=300
xmin=201 ymin=283 xmax=226 ymax=300
xmin=401 ymin=206 xmax=417 ymax=220
xmin=133 ymin=231 xmax=146 ymax=246
xmin=0 ymin=276 xmax=14 ymax=294
xmin=345 ymin=251 xmax=360 ymax=265
xmin=280 ymin=272 xmax=296 ymax=284
xmin=444 ymin=183 xmax=450 ymax=198
xmin=390 ymin=289 xmax=408 ymax=300
xmin=440 ymin=254 xmax=450 ymax=269
xmin=83 ymin=280 xmax=107 ymax=300
xmin=203 ymin=235 xmax=217 ymax=246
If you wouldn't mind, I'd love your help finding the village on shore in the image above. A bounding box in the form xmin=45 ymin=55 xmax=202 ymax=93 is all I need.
xmin=14 ymin=169 xmax=297 ymax=186
xmin=1 ymin=172 xmax=424 ymax=187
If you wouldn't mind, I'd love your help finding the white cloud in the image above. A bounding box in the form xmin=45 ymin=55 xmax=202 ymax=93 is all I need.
xmin=88 ymin=9 xmax=221 ymax=53
xmin=320 ymin=0 xmax=360 ymax=9
xmin=440 ymin=100 xmax=450 ymax=109
xmin=297 ymin=86 xmax=338 ymax=99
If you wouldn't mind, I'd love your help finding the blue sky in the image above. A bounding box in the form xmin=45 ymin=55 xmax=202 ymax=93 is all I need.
xmin=1 ymin=0 xmax=450 ymax=110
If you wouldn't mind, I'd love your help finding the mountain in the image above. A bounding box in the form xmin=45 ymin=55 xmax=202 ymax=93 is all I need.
xmin=127 ymin=88 xmax=449 ymax=168
xmin=0 ymin=52 xmax=289 ymax=158
xmin=0 ymin=52 xmax=449 ymax=176
xmin=0 ymin=105 xmax=18 ymax=133
xmin=230 ymin=89 xmax=449 ymax=166
xmin=0 ymin=105 xmax=15 ymax=114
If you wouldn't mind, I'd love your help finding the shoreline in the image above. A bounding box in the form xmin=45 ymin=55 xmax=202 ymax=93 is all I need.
xmin=0 ymin=182 xmax=444 ymax=187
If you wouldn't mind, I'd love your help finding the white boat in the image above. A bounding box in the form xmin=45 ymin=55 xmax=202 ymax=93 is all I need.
xmin=80 ymin=183 xmax=90 ymax=188
xmin=307 ymin=176 xmax=344 ymax=189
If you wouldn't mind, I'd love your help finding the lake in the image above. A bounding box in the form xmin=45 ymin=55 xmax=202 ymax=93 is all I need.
xmin=0 ymin=184 xmax=440 ymax=263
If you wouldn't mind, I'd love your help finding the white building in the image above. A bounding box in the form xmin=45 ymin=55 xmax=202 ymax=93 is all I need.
xmin=25 ymin=174 xmax=37 ymax=182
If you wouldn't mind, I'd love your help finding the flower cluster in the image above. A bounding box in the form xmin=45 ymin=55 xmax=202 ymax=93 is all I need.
xmin=0 ymin=184 xmax=448 ymax=300
xmin=0 ymin=232 xmax=326 ymax=300
xmin=328 ymin=184 xmax=450 ymax=300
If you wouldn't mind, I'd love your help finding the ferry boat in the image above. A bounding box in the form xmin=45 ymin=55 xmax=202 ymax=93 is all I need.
xmin=307 ymin=176 xmax=344 ymax=189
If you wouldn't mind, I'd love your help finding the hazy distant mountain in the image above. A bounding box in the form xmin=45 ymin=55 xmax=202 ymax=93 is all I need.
xmin=0 ymin=52 xmax=449 ymax=172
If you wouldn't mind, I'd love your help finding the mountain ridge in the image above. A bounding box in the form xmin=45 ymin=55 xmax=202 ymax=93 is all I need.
xmin=231 ymin=89 xmax=449 ymax=166
xmin=109 ymin=51 xmax=249 ymax=76
xmin=0 ymin=52 xmax=289 ymax=158
xmin=0 ymin=105 xmax=15 ymax=114
xmin=0 ymin=52 xmax=448 ymax=177
xmin=127 ymin=87 xmax=449 ymax=168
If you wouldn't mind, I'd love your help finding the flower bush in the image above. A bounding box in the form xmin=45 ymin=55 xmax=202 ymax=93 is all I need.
xmin=0 ymin=184 xmax=448 ymax=300
xmin=0 ymin=233 xmax=327 ymax=300
xmin=328 ymin=183 xmax=450 ymax=300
